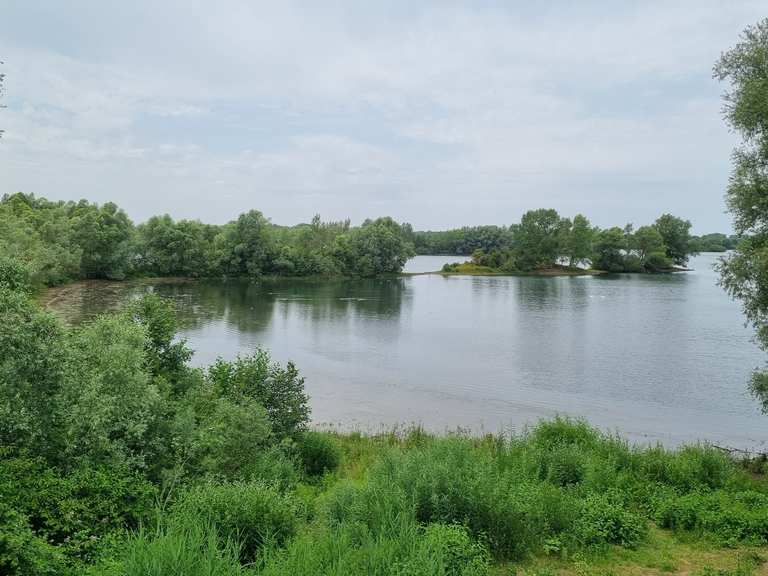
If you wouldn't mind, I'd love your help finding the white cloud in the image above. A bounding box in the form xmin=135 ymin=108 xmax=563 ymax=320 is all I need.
xmin=0 ymin=1 xmax=763 ymax=230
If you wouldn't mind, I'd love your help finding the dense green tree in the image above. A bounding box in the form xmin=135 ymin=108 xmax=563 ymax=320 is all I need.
xmin=126 ymin=294 xmax=192 ymax=389
xmin=513 ymin=209 xmax=567 ymax=270
xmin=413 ymin=225 xmax=511 ymax=255
xmin=654 ymin=214 xmax=695 ymax=266
xmin=592 ymin=227 xmax=627 ymax=272
xmin=634 ymin=225 xmax=666 ymax=261
xmin=69 ymin=200 xmax=134 ymax=279
xmin=689 ymin=233 xmax=740 ymax=252
xmin=216 ymin=210 xmax=276 ymax=277
xmin=0 ymin=194 xmax=81 ymax=285
xmin=57 ymin=315 xmax=162 ymax=471
xmin=564 ymin=214 xmax=595 ymax=267
xmin=207 ymin=349 xmax=310 ymax=439
xmin=333 ymin=217 xmax=415 ymax=277
xmin=135 ymin=215 xmax=217 ymax=277
xmin=0 ymin=282 xmax=65 ymax=455
xmin=715 ymin=19 xmax=768 ymax=412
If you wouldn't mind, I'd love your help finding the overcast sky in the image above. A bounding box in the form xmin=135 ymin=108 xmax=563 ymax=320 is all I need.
xmin=0 ymin=1 xmax=764 ymax=232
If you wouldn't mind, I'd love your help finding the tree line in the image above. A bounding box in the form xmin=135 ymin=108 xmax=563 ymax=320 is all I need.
xmin=0 ymin=193 xmax=416 ymax=286
xmin=415 ymin=223 xmax=737 ymax=258
xmin=1 ymin=192 xmax=731 ymax=288
xmin=425 ymin=210 xmax=705 ymax=274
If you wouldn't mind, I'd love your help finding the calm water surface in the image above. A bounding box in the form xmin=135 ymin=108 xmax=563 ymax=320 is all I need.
xmin=45 ymin=253 xmax=767 ymax=450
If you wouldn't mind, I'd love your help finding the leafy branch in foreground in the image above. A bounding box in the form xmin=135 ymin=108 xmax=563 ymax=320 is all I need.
xmin=715 ymin=18 xmax=768 ymax=412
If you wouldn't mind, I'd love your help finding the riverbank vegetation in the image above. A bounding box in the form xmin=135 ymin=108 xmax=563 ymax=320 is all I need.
xmin=1 ymin=259 xmax=767 ymax=575
xmin=439 ymin=211 xmax=701 ymax=275
xmin=0 ymin=192 xmax=416 ymax=286
xmin=1 ymin=192 xmax=727 ymax=289
xmin=416 ymin=219 xmax=736 ymax=261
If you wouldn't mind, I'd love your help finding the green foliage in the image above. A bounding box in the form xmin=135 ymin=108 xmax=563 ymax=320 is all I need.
xmin=0 ymin=255 xmax=32 ymax=292
xmin=135 ymin=214 xmax=219 ymax=277
xmin=574 ymin=493 xmax=647 ymax=548
xmin=125 ymin=293 xmax=192 ymax=386
xmin=513 ymin=209 xmax=568 ymax=271
xmin=69 ymin=200 xmax=134 ymax=279
xmin=716 ymin=19 xmax=768 ymax=412
xmin=0 ymin=502 xmax=63 ymax=576
xmin=171 ymin=481 xmax=298 ymax=563
xmin=192 ymin=396 xmax=274 ymax=480
xmin=592 ymin=227 xmax=628 ymax=272
xmin=333 ymin=217 xmax=416 ymax=277
xmin=655 ymin=214 xmax=695 ymax=266
xmin=2 ymin=265 xmax=767 ymax=574
xmin=259 ymin=520 xmax=490 ymax=576
xmin=0 ymin=193 xmax=419 ymax=287
xmin=414 ymin=225 xmax=511 ymax=256
xmin=58 ymin=314 xmax=162 ymax=470
xmin=0 ymin=287 xmax=65 ymax=455
xmin=298 ymin=431 xmax=342 ymax=477
xmin=656 ymin=490 xmax=768 ymax=545
xmin=643 ymin=251 xmax=673 ymax=272
xmin=418 ymin=523 xmax=490 ymax=576
xmin=431 ymin=210 xmax=696 ymax=274
xmin=0 ymin=193 xmax=82 ymax=286
xmin=689 ymin=233 xmax=740 ymax=253
xmin=634 ymin=225 xmax=666 ymax=261
xmin=0 ymin=455 xmax=155 ymax=566
xmin=207 ymin=350 xmax=310 ymax=439
xmin=565 ymin=214 xmax=596 ymax=267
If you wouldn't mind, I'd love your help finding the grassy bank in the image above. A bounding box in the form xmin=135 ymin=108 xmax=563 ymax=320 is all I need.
xmin=55 ymin=419 xmax=767 ymax=576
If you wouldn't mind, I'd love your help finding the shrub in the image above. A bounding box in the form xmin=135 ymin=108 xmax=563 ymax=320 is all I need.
xmin=298 ymin=431 xmax=342 ymax=477
xmin=638 ymin=445 xmax=734 ymax=493
xmin=0 ymin=288 xmax=66 ymax=456
xmin=655 ymin=490 xmax=768 ymax=545
xmin=0 ymin=457 xmax=156 ymax=564
xmin=573 ymin=493 xmax=647 ymax=549
xmin=529 ymin=417 xmax=600 ymax=449
xmin=193 ymin=397 xmax=273 ymax=480
xmin=171 ymin=481 xmax=299 ymax=563
xmin=58 ymin=314 xmax=162 ymax=471
xmin=539 ymin=445 xmax=587 ymax=487
xmin=245 ymin=444 xmax=300 ymax=490
xmin=0 ymin=503 xmax=63 ymax=576
xmin=207 ymin=350 xmax=310 ymax=439
xmin=408 ymin=523 xmax=490 ymax=576
xmin=644 ymin=251 xmax=673 ymax=272
xmin=0 ymin=256 xmax=31 ymax=293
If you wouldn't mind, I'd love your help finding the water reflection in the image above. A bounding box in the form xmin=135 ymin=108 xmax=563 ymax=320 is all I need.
xmin=43 ymin=255 xmax=767 ymax=450
xmin=47 ymin=276 xmax=412 ymax=335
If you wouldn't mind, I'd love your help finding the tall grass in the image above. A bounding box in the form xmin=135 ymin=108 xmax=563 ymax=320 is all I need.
xmin=97 ymin=418 xmax=768 ymax=574
xmin=121 ymin=522 xmax=244 ymax=576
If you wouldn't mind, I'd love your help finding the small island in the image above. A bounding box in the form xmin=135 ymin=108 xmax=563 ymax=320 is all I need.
xmin=415 ymin=209 xmax=708 ymax=277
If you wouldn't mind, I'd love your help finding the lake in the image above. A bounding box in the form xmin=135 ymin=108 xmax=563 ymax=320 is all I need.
xmin=44 ymin=253 xmax=767 ymax=451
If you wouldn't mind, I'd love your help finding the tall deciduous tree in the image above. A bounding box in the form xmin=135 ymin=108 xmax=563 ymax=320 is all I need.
xmin=715 ymin=19 xmax=768 ymax=412
xmin=565 ymin=214 xmax=595 ymax=267
xmin=513 ymin=209 xmax=566 ymax=271
xmin=654 ymin=214 xmax=694 ymax=266
xmin=634 ymin=225 xmax=665 ymax=261
xmin=592 ymin=227 xmax=626 ymax=272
